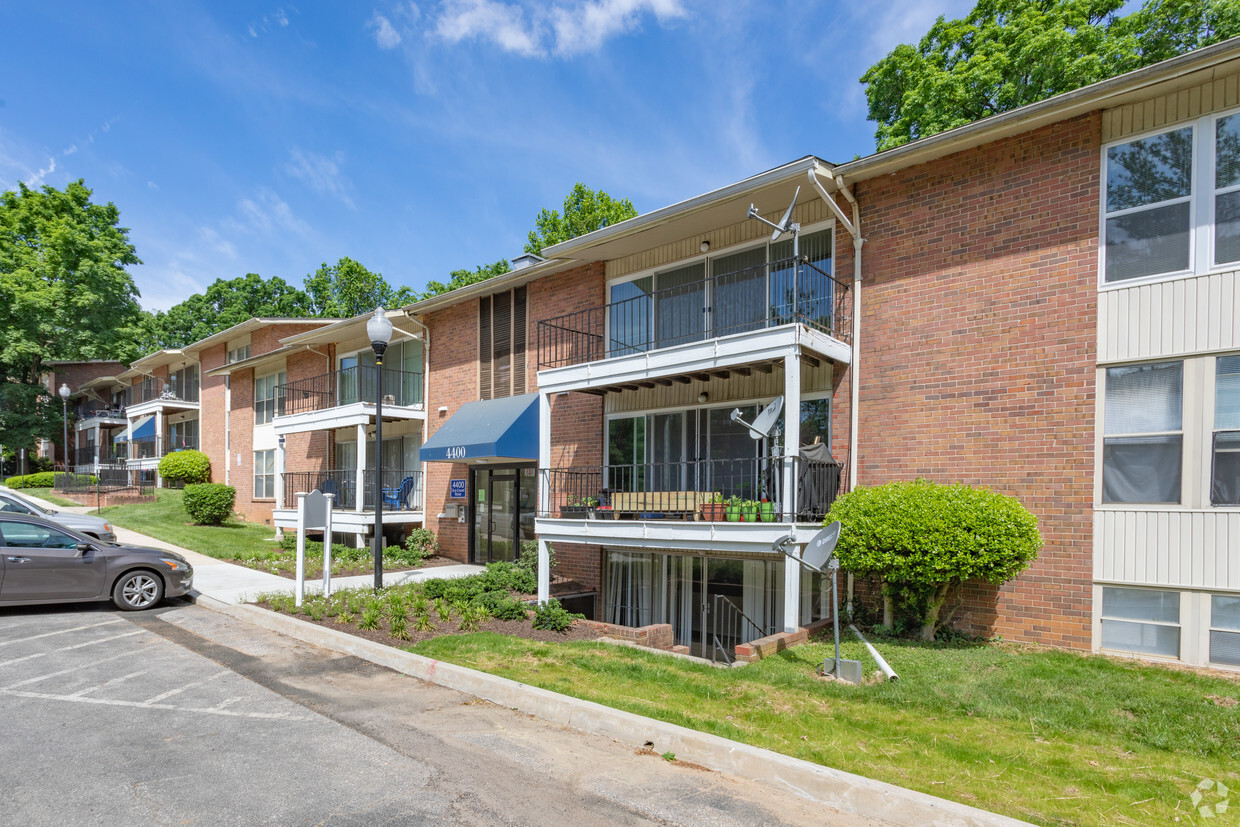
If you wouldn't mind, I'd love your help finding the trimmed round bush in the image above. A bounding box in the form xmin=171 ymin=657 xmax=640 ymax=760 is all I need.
xmin=5 ymin=472 xmax=57 ymax=489
xmin=827 ymin=479 xmax=1041 ymax=640
xmin=183 ymin=483 xmax=236 ymax=525
xmin=158 ymin=449 xmax=211 ymax=484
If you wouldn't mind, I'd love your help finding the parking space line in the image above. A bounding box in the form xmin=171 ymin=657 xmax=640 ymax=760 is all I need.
xmin=0 ymin=630 xmax=145 ymax=669
xmin=212 ymin=696 xmax=244 ymax=710
xmin=141 ymin=671 xmax=228 ymax=704
xmin=0 ymin=688 xmax=314 ymax=720
xmin=0 ymin=619 xmax=123 ymax=647
xmin=3 ymin=651 xmax=134 ymax=689
xmin=68 ymin=670 xmax=147 ymax=698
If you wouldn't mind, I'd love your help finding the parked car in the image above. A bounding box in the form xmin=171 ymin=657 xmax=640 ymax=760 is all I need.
xmin=0 ymin=490 xmax=116 ymax=542
xmin=0 ymin=515 xmax=192 ymax=611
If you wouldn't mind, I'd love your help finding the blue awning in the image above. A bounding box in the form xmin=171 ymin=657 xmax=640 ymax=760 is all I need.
xmin=420 ymin=393 xmax=539 ymax=463
xmin=114 ymin=415 xmax=155 ymax=443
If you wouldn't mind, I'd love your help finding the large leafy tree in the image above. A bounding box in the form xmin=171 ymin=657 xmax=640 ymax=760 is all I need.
xmin=420 ymin=259 xmax=511 ymax=299
xmin=142 ymin=272 xmax=312 ymax=350
xmin=861 ymin=0 xmax=1240 ymax=151
xmin=0 ymin=180 xmax=143 ymax=452
xmin=524 ymin=183 xmax=637 ymax=256
xmin=304 ymin=256 xmax=415 ymax=318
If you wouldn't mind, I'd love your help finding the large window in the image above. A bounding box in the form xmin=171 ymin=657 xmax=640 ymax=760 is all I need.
xmin=253 ymin=449 xmax=275 ymax=499
xmin=1102 ymin=361 xmax=1183 ymax=503
xmin=254 ymin=371 xmax=285 ymax=425
xmin=1102 ymin=110 xmax=1240 ymax=283
xmin=1212 ymin=355 xmax=1240 ymax=505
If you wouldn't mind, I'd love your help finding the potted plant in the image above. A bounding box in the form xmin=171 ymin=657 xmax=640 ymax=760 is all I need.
xmin=759 ymin=497 xmax=776 ymax=522
xmin=724 ymin=495 xmax=742 ymax=522
xmin=561 ymin=495 xmax=599 ymax=519
xmin=741 ymin=499 xmax=760 ymax=522
xmin=700 ymin=492 xmax=725 ymax=521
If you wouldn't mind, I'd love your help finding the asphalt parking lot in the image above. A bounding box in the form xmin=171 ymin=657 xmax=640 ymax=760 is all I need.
xmin=0 ymin=601 xmax=868 ymax=825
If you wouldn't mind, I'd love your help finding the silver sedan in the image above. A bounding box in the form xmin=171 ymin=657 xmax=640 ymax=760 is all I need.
xmin=0 ymin=489 xmax=116 ymax=542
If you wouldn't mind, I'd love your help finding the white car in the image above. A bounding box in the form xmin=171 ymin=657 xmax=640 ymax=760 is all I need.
xmin=0 ymin=490 xmax=117 ymax=543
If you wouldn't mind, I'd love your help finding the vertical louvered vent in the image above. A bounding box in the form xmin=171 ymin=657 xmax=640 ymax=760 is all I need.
xmin=493 ymin=290 xmax=512 ymax=398
xmin=479 ymin=295 xmax=492 ymax=400
xmin=513 ymin=285 xmax=527 ymax=394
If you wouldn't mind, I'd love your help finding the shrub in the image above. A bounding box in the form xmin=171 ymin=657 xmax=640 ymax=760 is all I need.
xmin=158 ymin=449 xmax=210 ymax=484
xmin=5 ymin=472 xmax=57 ymax=489
xmin=516 ymin=539 xmax=555 ymax=578
xmin=477 ymin=591 xmax=530 ymax=621
xmin=826 ymin=479 xmax=1042 ymax=640
xmin=404 ymin=528 xmax=438 ymax=564
xmin=182 ymin=483 xmax=237 ymax=525
xmin=532 ymin=598 xmax=583 ymax=632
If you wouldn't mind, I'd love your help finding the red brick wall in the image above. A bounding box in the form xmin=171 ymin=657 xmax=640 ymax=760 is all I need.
xmin=48 ymin=362 xmax=127 ymax=466
xmin=846 ymin=113 xmax=1100 ymax=649
xmin=424 ymin=299 xmax=476 ymax=563
xmin=199 ymin=344 xmax=227 ymax=483
xmin=229 ymin=367 xmax=260 ymax=522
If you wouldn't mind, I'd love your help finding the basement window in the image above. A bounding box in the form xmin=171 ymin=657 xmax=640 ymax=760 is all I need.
xmin=1100 ymin=587 xmax=1180 ymax=658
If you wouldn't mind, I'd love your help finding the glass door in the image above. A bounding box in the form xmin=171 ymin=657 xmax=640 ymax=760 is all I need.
xmin=472 ymin=467 xmax=522 ymax=563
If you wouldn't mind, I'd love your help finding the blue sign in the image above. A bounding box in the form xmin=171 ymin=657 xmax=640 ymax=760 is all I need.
xmin=449 ymin=479 xmax=467 ymax=499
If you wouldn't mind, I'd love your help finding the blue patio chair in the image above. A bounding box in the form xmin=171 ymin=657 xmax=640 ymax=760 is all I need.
xmin=382 ymin=476 xmax=416 ymax=510
xmin=318 ymin=477 xmax=340 ymax=499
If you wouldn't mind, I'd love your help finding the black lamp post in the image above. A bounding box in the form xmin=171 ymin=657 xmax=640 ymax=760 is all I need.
xmin=367 ymin=306 xmax=394 ymax=591
xmin=59 ymin=383 xmax=71 ymax=472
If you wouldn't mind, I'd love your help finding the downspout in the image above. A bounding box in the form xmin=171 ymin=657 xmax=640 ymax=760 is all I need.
xmin=808 ymin=166 xmax=863 ymax=611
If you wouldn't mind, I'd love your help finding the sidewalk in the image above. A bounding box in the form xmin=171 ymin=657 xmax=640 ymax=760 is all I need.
xmin=11 ymin=487 xmax=1025 ymax=826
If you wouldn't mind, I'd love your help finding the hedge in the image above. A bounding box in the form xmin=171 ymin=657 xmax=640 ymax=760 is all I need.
xmin=183 ymin=483 xmax=236 ymax=525
xmin=158 ymin=449 xmax=211 ymax=484
xmin=5 ymin=472 xmax=57 ymax=489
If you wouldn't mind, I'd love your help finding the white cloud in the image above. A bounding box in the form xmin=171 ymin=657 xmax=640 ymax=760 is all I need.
xmin=369 ymin=12 xmax=402 ymax=49
xmin=224 ymin=187 xmax=312 ymax=237
xmin=284 ymin=147 xmax=356 ymax=210
xmin=25 ymin=157 xmax=55 ymax=188
xmin=199 ymin=226 xmax=237 ymax=259
xmin=248 ymin=7 xmax=292 ymax=38
xmin=430 ymin=0 xmax=681 ymax=57
xmin=63 ymin=144 xmax=78 ymax=157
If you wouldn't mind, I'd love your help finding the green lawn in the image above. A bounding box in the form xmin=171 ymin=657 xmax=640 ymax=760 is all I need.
xmin=411 ymin=632 xmax=1240 ymax=826
xmin=96 ymin=488 xmax=279 ymax=561
xmin=19 ymin=487 xmax=90 ymax=508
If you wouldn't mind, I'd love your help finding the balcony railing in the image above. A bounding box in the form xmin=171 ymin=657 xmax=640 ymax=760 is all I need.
xmin=127 ymin=435 xmax=198 ymax=461
xmin=281 ymin=468 xmax=423 ymax=512
xmin=74 ymin=404 xmax=126 ymax=421
xmin=539 ymin=455 xmax=843 ymax=522
xmin=125 ymin=378 xmax=199 ymax=406
xmin=75 ymin=447 xmax=128 ymax=466
xmin=538 ymin=255 xmax=852 ymax=370
xmin=275 ymin=366 xmax=424 ymax=417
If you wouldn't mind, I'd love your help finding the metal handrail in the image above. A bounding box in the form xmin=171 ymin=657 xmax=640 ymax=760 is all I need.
xmin=281 ymin=468 xmax=423 ymax=511
xmin=711 ymin=594 xmax=768 ymax=664
xmin=125 ymin=378 xmax=199 ymax=406
xmin=276 ymin=365 xmax=424 ymax=416
xmin=537 ymin=255 xmax=852 ymax=369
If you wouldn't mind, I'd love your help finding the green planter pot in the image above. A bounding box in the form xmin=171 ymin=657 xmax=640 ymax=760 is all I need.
xmin=725 ymin=506 xmax=740 ymax=522
xmin=760 ymin=502 xmax=776 ymax=522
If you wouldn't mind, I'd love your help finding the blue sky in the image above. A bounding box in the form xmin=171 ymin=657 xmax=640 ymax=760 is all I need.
xmin=2 ymin=0 xmax=973 ymax=311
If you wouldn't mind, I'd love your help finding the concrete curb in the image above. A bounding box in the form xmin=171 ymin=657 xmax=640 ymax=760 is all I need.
xmin=194 ymin=595 xmax=1028 ymax=827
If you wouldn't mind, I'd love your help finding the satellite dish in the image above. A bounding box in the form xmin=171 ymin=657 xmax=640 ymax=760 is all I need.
xmin=802 ymin=521 xmax=841 ymax=573
xmin=730 ymin=396 xmax=784 ymax=440
xmin=747 ymin=187 xmax=801 ymax=245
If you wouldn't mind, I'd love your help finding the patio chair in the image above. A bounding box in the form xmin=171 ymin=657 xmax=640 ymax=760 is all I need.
xmin=382 ymin=476 xmax=416 ymax=510
xmin=318 ymin=477 xmax=340 ymax=499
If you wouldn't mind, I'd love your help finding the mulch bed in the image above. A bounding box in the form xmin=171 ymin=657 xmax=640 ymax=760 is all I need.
xmin=264 ymin=554 xmax=463 ymax=580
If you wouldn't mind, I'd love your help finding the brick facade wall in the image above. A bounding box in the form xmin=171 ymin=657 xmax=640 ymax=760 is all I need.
xmin=47 ymin=362 xmax=127 ymax=466
xmin=845 ymin=113 xmax=1100 ymax=649
xmin=199 ymin=344 xmax=227 ymax=483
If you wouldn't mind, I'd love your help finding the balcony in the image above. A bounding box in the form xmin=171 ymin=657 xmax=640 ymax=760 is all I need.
xmin=74 ymin=405 xmax=127 ymax=426
xmin=126 ymin=435 xmax=199 ymax=463
xmin=74 ymin=446 xmax=127 ymax=468
xmin=536 ymin=456 xmax=843 ymax=554
xmin=273 ymin=366 xmax=424 ymax=435
xmin=272 ymin=468 xmax=424 ymax=533
xmin=125 ymin=379 xmax=199 ymax=410
xmin=536 ymin=256 xmax=852 ymax=394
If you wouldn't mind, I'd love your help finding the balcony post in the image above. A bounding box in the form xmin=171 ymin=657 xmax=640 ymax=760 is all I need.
xmin=154 ymin=408 xmax=164 ymax=487
xmin=355 ymin=423 xmax=366 ymax=513
xmin=782 ymin=352 xmax=801 ymax=634
xmin=537 ymin=391 xmax=552 ymax=605
xmin=274 ymin=435 xmax=286 ymax=539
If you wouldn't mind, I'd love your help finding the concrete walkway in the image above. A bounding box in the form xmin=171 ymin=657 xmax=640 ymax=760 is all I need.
xmin=8 ymin=487 xmax=483 ymax=604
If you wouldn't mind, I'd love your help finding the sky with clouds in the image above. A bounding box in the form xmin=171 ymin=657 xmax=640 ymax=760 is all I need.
xmin=2 ymin=0 xmax=974 ymax=311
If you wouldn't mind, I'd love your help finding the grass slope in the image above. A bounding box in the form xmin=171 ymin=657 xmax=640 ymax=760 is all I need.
xmin=411 ymin=633 xmax=1240 ymax=825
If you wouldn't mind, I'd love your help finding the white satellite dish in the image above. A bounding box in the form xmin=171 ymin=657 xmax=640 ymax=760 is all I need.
xmin=730 ymin=396 xmax=784 ymax=440
xmin=802 ymin=521 xmax=841 ymax=573
xmin=747 ymin=186 xmax=801 ymax=255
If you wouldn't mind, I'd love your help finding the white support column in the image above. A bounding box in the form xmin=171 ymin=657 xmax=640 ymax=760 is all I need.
xmin=274 ymin=437 xmax=286 ymax=540
xmin=537 ymin=391 xmax=552 ymax=605
xmin=91 ymin=424 xmax=101 ymax=469
xmin=154 ymin=408 xmax=164 ymax=487
xmin=355 ymin=423 xmax=366 ymax=514
xmin=783 ymin=352 xmax=801 ymax=521
xmin=783 ymin=553 xmax=801 ymax=634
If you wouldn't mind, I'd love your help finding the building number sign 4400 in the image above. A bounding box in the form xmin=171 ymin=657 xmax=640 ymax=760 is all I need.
xmin=445 ymin=446 xmax=467 ymax=460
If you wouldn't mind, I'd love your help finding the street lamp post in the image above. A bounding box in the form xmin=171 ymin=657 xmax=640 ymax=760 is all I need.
xmin=59 ymin=384 xmax=71 ymax=472
xmin=367 ymin=306 xmax=394 ymax=592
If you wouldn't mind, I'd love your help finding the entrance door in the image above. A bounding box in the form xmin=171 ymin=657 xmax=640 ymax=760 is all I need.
xmin=472 ymin=468 xmax=530 ymax=564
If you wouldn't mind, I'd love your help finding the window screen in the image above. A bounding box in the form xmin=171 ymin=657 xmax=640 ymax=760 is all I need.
xmin=1210 ymin=595 xmax=1240 ymax=666
xmin=1103 ymin=362 xmax=1183 ymax=503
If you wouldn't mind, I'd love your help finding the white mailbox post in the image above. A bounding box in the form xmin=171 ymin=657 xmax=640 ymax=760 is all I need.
xmin=294 ymin=489 xmax=334 ymax=607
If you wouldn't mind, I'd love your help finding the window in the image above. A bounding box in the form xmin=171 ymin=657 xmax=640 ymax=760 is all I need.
xmin=227 ymin=344 xmax=251 ymax=364
xmin=169 ymin=364 xmax=199 ymax=402
xmin=1100 ymin=587 xmax=1180 ymax=657
xmin=1215 ymin=114 xmax=1240 ymax=266
xmin=1210 ymin=594 xmax=1240 ymax=666
xmin=1104 ymin=126 xmax=1193 ymax=282
xmin=253 ymin=449 xmax=275 ymax=499
xmin=1102 ymin=361 xmax=1183 ymax=503
xmin=0 ymin=522 xmax=80 ymax=549
xmin=254 ymin=371 xmax=285 ymax=425
xmin=479 ymin=287 xmax=526 ymax=400
xmin=1212 ymin=356 xmax=1240 ymax=505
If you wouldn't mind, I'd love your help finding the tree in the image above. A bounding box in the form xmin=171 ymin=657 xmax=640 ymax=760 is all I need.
xmin=142 ymin=273 xmax=312 ymax=350
xmin=524 ymin=183 xmax=637 ymax=256
xmin=826 ymin=480 xmax=1041 ymax=640
xmin=0 ymin=180 xmax=143 ymax=452
xmin=861 ymin=0 xmax=1240 ymax=151
xmin=420 ymin=259 xmax=511 ymax=300
xmin=303 ymin=257 xmax=415 ymax=318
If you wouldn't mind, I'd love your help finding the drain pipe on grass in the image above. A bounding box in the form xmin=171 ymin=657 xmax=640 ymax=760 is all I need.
xmin=850 ymin=624 xmax=898 ymax=681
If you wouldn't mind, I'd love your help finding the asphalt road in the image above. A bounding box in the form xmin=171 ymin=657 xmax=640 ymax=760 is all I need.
xmin=0 ymin=601 xmax=877 ymax=826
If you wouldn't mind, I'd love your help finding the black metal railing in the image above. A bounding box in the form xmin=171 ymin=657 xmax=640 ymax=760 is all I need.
xmin=538 ymin=255 xmax=852 ymax=369
xmin=124 ymin=435 xmax=198 ymax=460
xmin=74 ymin=404 xmax=126 ymax=421
xmin=540 ymin=455 xmax=843 ymax=522
xmin=54 ymin=465 xmax=154 ymax=496
xmin=281 ymin=468 xmax=423 ymax=512
xmin=125 ymin=378 xmax=199 ymax=406
xmin=275 ymin=366 xmax=424 ymax=417
xmin=711 ymin=594 xmax=769 ymax=665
